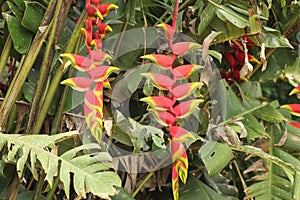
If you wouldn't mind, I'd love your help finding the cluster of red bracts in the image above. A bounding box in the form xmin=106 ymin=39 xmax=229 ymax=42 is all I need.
xmin=281 ymin=86 xmax=300 ymax=128
xmin=60 ymin=0 xmax=118 ymax=143
xmin=221 ymin=36 xmax=260 ymax=84
xmin=141 ymin=24 xmax=203 ymax=200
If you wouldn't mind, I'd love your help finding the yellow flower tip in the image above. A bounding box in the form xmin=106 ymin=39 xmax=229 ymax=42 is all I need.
xmin=240 ymin=77 xmax=249 ymax=82
xmin=289 ymin=88 xmax=300 ymax=96
xmin=193 ymin=64 xmax=204 ymax=69
xmin=106 ymin=25 xmax=113 ymax=32
xmin=140 ymin=55 xmax=156 ymax=63
xmin=156 ymin=23 xmax=167 ymax=30
xmin=280 ymin=105 xmax=291 ymax=110
xmin=95 ymin=10 xmax=103 ymax=20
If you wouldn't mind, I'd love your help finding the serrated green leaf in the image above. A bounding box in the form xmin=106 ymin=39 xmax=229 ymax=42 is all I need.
xmin=0 ymin=132 xmax=121 ymax=198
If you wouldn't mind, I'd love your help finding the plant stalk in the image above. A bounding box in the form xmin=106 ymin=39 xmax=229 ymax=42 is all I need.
xmin=25 ymin=0 xmax=71 ymax=134
xmin=32 ymin=10 xmax=87 ymax=134
xmin=0 ymin=34 xmax=12 ymax=75
xmin=132 ymin=172 xmax=154 ymax=198
xmin=0 ymin=0 xmax=57 ymax=127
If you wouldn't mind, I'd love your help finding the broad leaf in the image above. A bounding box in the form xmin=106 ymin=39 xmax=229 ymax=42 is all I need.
xmin=199 ymin=141 xmax=233 ymax=176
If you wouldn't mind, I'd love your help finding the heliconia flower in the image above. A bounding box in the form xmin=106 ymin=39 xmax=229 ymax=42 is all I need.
xmin=172 ymin=64 xmax=203 ymax=80
xmin=87 ymin=66 xmax=119 ymax=82
xmin=93 ymin=82 xmax=104 ymax=99
xmin=172 ymin=42 xmax=202 ymax=56
xmin=60 ymin=54 xmax=95 ymax=71
xmin=97 ymin=4 xmax=118 ymax=17
xmin=102 ymin=78 xmax=111 ymax=89
xmin=174 ymin=159 xmax=188 ymax=184
xmin=141 ymin=73 xmax=175 ymax=91
xmin=281 ymin=104 xmax=300 ymax=116
xmin=230 ymin=70 xmax=241 ymax=81
xmin=289 ymin=121 xmax=300 ymax=128
xmin=140 ymin=96 xmax=175 ymax=111
xmin=235 ymin=49 xmax=260 ymax=64
xmin=90 ymin=39 xmax=103 ymax=50
xmin=156 ymin=23 xmax=175 ymax=43
xmin=89 ymin=119 xmax=103 ymax=143
xmin=173 ymin=99 xmax=203 ymax=118
xmin=85 ymin=89 xmax=103 ymax=115
xmin=141 ymin=54 xmax=175 ymax=68
xmin=172 ymin=82 xmax=203 ymax=100
xmin=81 ymin=28 xmax=93 ymax=48
xmin=91 ymin=0 xmax=102 ymax=4
xmin=97 ymin=23 xmax=113 ymax=38
xmin=169 ymin=126 xmax=196 ymax=142
xmin=148 ymin=109 xmax=176 ymax=126
xmin=88 ymin=49 xmax=112 ymax=64
xmin=289 ymin=86 xmax=300 ymax=95
xmin=60 ymin=77 xmax=92 ymax=91
xmin=172 ymin=164 xmax=179 ymax=200
xmin=223 ymin=51 xmax=236 ymax=69
xmin=171 ymin=141 xmax=188 ymax=170
xmin=86 ymin=3 xmax=103 ymax=19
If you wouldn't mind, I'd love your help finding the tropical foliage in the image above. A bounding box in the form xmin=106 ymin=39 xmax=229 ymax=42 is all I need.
xmin=0 ymin=0 xmax=299 ymax=199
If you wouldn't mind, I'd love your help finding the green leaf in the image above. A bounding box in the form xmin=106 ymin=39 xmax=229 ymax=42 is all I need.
xmin=199 ymin=141 xmax=233 ymax=176
xmin=209 ymin=50 xmax=222 ymax=63
xmin=0 ymin=132 xmax=121 ymax=198
xmin=204 ymin=173 xmax=239 ymax=199
xmin=253 ymin=104 xmax=286 ymax=123
xmin=180 ymin=176 xmax=231 ymax=200
xmin=197 ymin=0 xmax=222 ymax=36
xmin=13 ymin=0 xmax=25 ymax=10
xmin=293 ymin=171 xmax=300 ymax=200
xmin=261 ymin=30 xmax=293 ymax=48
xmin=242 ymin=114 xmax=267 ymax=139
xmin=21 ymin=2 xmax=43 ymax=32
xmin=22 ymin=82 xmax=35 ymax=103
xmin=111 ymin=187 xmax=135 ymax=200
xmin=215 ymin=80 xmax=244 ymax=121
xmin=2 ymin=13 xmax=33 ymax=54
xmin=3 ymin=1 xmax=23 ymax=19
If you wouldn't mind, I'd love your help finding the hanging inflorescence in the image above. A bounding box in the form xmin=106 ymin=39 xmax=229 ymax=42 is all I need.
xmin=60 ymin=0 xmax=118 ymax=143
xmin=140 ymin=22 xmax=204 ymax=200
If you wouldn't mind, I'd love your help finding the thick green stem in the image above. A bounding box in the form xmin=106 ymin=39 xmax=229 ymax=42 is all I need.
xmin=132 ymin=172 xmax=154 ymax=198
xmin=0 ymin=0 xmax=57 ymax=127
xmin=26 ymin=0 xmax=72 ymax=134
xmin=0 ymin=34 xmax=12 ymax=75
xmin=32 ymin=10 xmax=87 ymax=134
